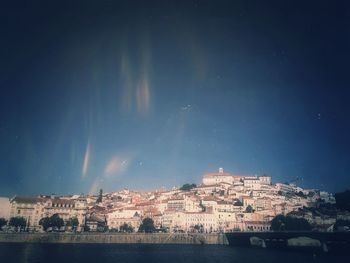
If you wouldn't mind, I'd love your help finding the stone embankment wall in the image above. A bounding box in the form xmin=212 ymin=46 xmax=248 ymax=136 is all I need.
xmin=0 ymin=233 xmax=229 ymax=245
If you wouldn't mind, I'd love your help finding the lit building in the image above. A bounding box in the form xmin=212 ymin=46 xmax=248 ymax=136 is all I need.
xmin=9 ymin=196 xmax=87 ymax=231
xmin=202 ymin=168 xmax=234 ymax=185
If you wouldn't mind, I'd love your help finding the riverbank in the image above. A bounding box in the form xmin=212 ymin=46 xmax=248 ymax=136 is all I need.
xmin=226 ymin=231 xmax=350 ymax=253
xmin=0 ymin=232 xmax=229 ymax=245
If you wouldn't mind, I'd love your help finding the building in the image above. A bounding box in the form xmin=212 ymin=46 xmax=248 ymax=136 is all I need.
xmin=9 ymin=196 xmax=46 ymax=230
xmin=258 ymin=175 xmax=272 ymax=185
xmin=185 ymin=211 xmax=218 ymax=233
xmin=9 ymin=196 xmax=87 ymax=231
xmin=202 ymin=168 xmax=234 ymax=185
xmin=167 ymin=198 xmax=185 ymax=211
xmin=0 ymin=197 xmax=11 ymax=220
xmin=245 ymin=221 xmax=271 ymax=231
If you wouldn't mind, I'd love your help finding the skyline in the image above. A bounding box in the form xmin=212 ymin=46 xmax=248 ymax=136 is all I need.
xmin=1 ymin=1 xmax=349 ymax=196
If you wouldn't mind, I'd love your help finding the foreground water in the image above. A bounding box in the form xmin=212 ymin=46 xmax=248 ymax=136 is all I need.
xmin=0 ymin=243 xmax=347 ymax=263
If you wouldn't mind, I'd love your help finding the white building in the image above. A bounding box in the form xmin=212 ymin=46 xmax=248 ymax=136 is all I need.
xmin=202 ymin=168 xmax=234 ymax=185
xmin=184 ymin=211 xmax=217 ymax=233
xmin=9 ymin=196 xmax=87 ymax=231
xmin=9 ymin=196 xmax=47 ymax=230
xmin=107 ymin=212 xmax=141 ymax=232
xmin=161 ymin=210 xmax=217 ymax=233
xmin=258 ymin=175 xmax=272 ymax=185
xmin=0 ymin=197 xmax=10 ymax=220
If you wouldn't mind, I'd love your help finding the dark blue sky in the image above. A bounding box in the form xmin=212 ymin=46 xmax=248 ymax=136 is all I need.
xmin=1 ymin=1 xmax=349 ymax=196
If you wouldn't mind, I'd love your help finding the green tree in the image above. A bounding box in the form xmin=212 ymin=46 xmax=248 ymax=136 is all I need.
xmin=180 ymin=184 xmax=196 ymax=191
xmin=334 ymin=219 xmax=350 ymax=231
xmin=9 ymin=217 xmax=26 ymax=231
xmin=199 ymin=202 xmax=206 ymax=212
xmin=119 ymin=223 xmax=134 ymax=233
xmin=50 ymin=214 xmax=64 ymax=229
xmin=193 ymin=224 xmax=203 ymax=233
xmin=39 ymin=214 xmax=64 ymax=231
xmin=233 ymin=200 xmax=243 ymax=206
xmin=271 ymin=215 xmax=286 ymax=231
xmin=334 ymin=190 xmax=350 ymax=211
xmin=66 ymin=217 xmax=79 ymax=230
xmin=39 ymin=217 xmax=51 ymax=231
xmin=138 ymin=218 xmax=156 ymax=233
xmin=0 ymin=218 xmax=7 ymax=230
xmin=97 ymin=189 xmax=103 ymax=203
xmin=271 ymin=215 xmax=311 ymax=231
xmin=296 ymin=191 xmax=306 ymax=198
xmin=245 ymin=205 xmax=255 ymax=213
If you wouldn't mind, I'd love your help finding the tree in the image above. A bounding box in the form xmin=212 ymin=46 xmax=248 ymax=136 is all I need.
xmin=271 ymin=215 xmax=286 ymax=231
xmin=39 ymin=217 xmax=51 ymax=231
xmin=39 ymin=214 xmax=64 ymax=231
xmin=180 ymin=184 xmax=196 ymax=191
xmin=193 ymin=224 xmax=203 ymax=233
xmin=271 ymin=215 xmax=311 ymax=231
xmin=9 ymin=217 xmax=26 ymax=231
xmin=233 ymin=200 xmax=243 ymax=206
xmin=138 ymin=218 xmax=156 ymax=233
xmin=50 ymin=214 xmax=64 ymax=229
xmin=119 ymin=223 xmax=134 ymax=233
xmin=307 ymin=191 xmax=315 ymax=198
xmin=296 ymin=191 xmax=306 ymax=198
xmin=245 ymin=205 xmax=255 ymax=213
xmin=97 ymin=189 xmax=103 ymax=203
xmin=199 ymin=202 xmax=206 ymax=212
xmin=66 ymin=217 xmax=79 ymax=230
xmin=335 ymin=190 xmax=350 ymax=211
xmin=334 ymin=219 xmax=350 ymax=231
xmin=0 ymin=218 xmax=7 ymax=230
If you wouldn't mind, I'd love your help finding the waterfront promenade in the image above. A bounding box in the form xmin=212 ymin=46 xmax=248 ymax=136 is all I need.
xmin=0 ymin=232 xmax=229 ymax=245
xmin=1 ymin=231 xmax=350 ymax=253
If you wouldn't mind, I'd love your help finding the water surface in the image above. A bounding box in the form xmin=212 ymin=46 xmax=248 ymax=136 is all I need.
xmin=0 ymin=243 xmax=346 ymax=263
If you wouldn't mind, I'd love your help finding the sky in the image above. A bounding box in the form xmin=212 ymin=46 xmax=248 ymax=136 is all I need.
xmin=0 ymin=0 xmax=349 ymax=196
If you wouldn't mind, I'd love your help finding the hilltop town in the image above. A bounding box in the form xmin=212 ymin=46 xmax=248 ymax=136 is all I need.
xmin=0 ymin=168 xmax=348 ymax=233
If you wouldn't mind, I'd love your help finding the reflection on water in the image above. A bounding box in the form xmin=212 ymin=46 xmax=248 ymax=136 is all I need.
xmin=0 ymin=243 xmax=347 ymax=263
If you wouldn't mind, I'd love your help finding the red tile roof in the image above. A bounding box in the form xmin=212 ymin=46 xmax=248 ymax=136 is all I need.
xmin=11 ymin=196 xmax=46 ymax=204
xmin=203 ymin=172 xmax=232 ymax=178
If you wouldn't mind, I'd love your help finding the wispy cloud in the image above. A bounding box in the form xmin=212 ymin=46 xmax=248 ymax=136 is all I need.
xmin=104 ymin=155 xmax=130 ymax=177
xmin=88 ymin=177 xmax=100 ymax=196
xmin=136 ymin=73 xmax=150 ymax=114
xmin=82 ymin=141 xmax=91 ymax=177
xmin=119 ymin=32 xmax=152 ymax=115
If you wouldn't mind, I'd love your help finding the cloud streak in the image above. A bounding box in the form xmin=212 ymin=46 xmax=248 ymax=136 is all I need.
xmin=118 ymin=32 xmax=152 ymax=115
xmin=82 ymin=141 xmax=91 ymax=177
xmin=104 ymin=155 xmax=130 ymax=177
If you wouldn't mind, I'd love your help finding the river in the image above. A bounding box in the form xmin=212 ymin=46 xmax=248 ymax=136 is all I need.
xmin=0 ymin=243 xmax=347 ymax=263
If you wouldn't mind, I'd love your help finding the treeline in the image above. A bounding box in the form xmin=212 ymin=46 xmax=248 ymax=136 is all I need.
xmin=0 ymin=217 xmax=27 ymax=231
xmin=334 ymin=190 xmax=350 ymax=211
xmin=0 ymin=214 xmax=79 ymax=232
xmin=271 ymin=215 xmax=311 ymax=231
xmin=180 ymin=183 xmax=197 ymax=191
xmin=0 ymin=215 xmax=159 ymax=234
